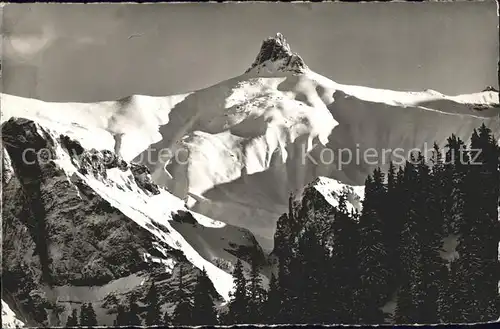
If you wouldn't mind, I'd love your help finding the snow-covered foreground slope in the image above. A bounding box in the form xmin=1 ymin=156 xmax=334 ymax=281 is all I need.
xmin=1 ymin=33 xmax=499 ymax=253
xmin=1 ymin=118 xmax=263 ymax=327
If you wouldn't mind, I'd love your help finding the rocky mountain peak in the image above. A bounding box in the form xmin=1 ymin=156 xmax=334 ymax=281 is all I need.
xmin=245 ymin=32 xmax=308 ymax=74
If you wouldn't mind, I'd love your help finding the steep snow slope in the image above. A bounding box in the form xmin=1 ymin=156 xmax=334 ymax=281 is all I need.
xmin=2 ymin=300 xmax=25 ymax=328
xmin=2 ymin=33 xmax=499 ymax=253
xmin=0 ymin=93 xmax=189 ymax=162
xmin=134 ymin=34 xmax=500 ymax=250
xmin=295 ymin=176 xmax=364 ymax=213
xmin=1 ymin=118 xmax=263 ymax=327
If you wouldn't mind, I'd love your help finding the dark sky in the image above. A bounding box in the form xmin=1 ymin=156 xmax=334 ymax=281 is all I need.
xmin=2 ymin=2 xmax=498 ymax=102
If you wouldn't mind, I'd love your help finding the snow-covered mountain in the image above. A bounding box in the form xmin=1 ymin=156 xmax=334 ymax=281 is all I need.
xmin=1 ymin=32 xmax=499 ymax=327
xmin=1 ymin=118 xmax=263 ymax=327
xmin=3 ymin=33 xmax=499 ymax=253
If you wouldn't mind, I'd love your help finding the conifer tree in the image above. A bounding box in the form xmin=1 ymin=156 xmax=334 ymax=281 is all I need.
xmin=172 ymin=265 xmax=194 ymax=326
xmin=444 ymin=134 xmax=468 ymax=233
xmin=172 ymin=299 xmax=197 ymax=326
xmin=256 ymin=125 xmax=500 ymax=325
xmin=395 ymin=158 xmax=421 ymax=324
xmin=126 ymin=294 xmax=142 ymax=326
xmin=172 ymin=300 xmax=194 ymax=325
xmin=296 ymin=225 xmax=329 ymax=324
xmin=114 ymin=304 xmax=127 ymax=326
xmin=431 ymin=142 xmax=448 ymax=228
xmin=327 ymin=192 xmax=361 ymax=324
xmin=79 ymin=304 xmax=87 ymax=326
xmin=227 ymin=259 xmax=248 ymax=324
xmin=456 ymin=125 xmax=500 ymax=322
xmin=263 ymin=273 xmax=280 ymax=324
xmin=394 ymin=281 xmax=415 ymax=324
xmin=382 ymin=162 xmax=404 ymax=295
xmin=247 ymin=255 xmax=265 ymax=323
xmin=79 ymin=303 xmax=97 ymax=326
xmin=416 ymin=153 xmax=445 ymax=324
xmin=273 ymin=208 xmax=294 ymax=323
xmin=192 ymin=268 xmax=218 ymax=325
xmin=145 ymin=281 xmax=161 ymax=326
xmin=357 ymin=169 xmax=390 ymax=323
xmin=437 ymin=261 xmax=460 ymax=323
xmin=65 ymin=308 xmax=78 ymax=327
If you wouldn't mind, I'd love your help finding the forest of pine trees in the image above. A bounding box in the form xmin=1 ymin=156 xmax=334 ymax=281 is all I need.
xmin=62 ymin=124 xmax=499 ymax=325
xmin=64 ymin=266 xmax=219 ymax=327
xmin=220 ymin=124 xmax=500 ymax=325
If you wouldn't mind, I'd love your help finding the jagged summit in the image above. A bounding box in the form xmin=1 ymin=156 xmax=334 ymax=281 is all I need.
xmin=483 ymin=85 xmax=499 ymax=92
xmin=245 ymin=33 xmax=308 ymax=74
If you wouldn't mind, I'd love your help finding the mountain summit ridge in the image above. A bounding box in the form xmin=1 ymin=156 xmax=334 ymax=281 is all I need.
xmin=245 ymin=33 xmax=308 ymax=74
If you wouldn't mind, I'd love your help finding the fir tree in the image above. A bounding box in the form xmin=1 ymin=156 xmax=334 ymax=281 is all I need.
xmin=79 ymin=303 xmax=97 ymax=326
xmin=384 ymin=162 xmax=405 ymax=293
xmin=394 ymin=281 xmax=415 ymax=324
xmin=273 ymin=204 xmax=295 ymax=323
xmin=327 ymin=192 xmax=361 ymax=324
xmin=356 ymin=169 xmax=390 ymax=324
xmin=263 ymin=273 xmax=280 ymax=324
xmin=437 ymin=261 xmax=460 ymax=323
xmin=227 ymin=259 xmax=249 ymax=324
xmin=456 ymin=125 xmax=500 ymax=322
xmin=192 ymin=268 xmax=218 ymax=325
xmin=444 ymin=134 xmax=468 ymax=234
xmin=172 ymin=300 xmax=194 ymax=326
xmin=416 ymin=153 xmax=445 ymax=324
xmin=65 ymin=308 xmax=78 ymax=327
xmin=172 ymin=265 xmax=194 ymax=325
xmin=114 ymin=304 xmax=127 ymax=326
xmin=247 ymin=254 xmax=266 ymax=323
xmin=126 ymin=294 xmax=142 ymax=326
xmin=296 ymin=225 xmax=329 ymax=324
xmin=79 ymin=304 xmax=87 ymax=326
xmin=145 ymin=282 xmax=161 ymax=326
xmin=88 ymin=303 xmax=97 ymax=326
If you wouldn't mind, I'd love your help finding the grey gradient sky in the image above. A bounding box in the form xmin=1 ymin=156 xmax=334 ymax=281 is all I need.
xmin=1 ymin=2 xmax=498 ymax=102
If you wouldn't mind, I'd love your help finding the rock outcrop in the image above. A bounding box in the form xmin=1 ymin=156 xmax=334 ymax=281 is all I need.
xmin=1 ymin=118 xmax=263 ymax=327
xmin=245 ymin=33 xmax=308 ymax=74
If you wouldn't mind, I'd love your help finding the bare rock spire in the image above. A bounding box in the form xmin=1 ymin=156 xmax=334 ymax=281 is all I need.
xmin=245 ymin=33 xmax=308 ymax=74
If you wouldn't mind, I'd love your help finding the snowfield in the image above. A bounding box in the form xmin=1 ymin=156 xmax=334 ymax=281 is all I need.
xmin=2 ymin=300 xmax=26 ymax=328
xmin=1 ymin=44 xmax=499 ymax=252
xmin=1 ymin=33 xmax=500 ymax=326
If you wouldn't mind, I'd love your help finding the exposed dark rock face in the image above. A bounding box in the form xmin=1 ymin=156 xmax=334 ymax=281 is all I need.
xmin=59 ymin=134 xmax=84 ymax=157
xmin=59 ymin=134 xmax=160 ymax=196
xmin=129 ymin=163 xmax=160 ymax=195
xmin=270 ymin=179 xmax=361 ymax=263
xmin=2 ymin=118 xmax=57 ymax=286
xmin=245 ymin=32 xmax=308 ymax=74
xmin=483 ymin=86 xmax=499 ymax=92
xmin=0 ymin=118 xmax=218 ymax=326
xmin=77 ymin=148 xmax=129 ymax=179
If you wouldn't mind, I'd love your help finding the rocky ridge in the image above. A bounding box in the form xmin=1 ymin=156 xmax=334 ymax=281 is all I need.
xmin=245 ymin=32 xmax=308 ymax=74
xmin=1 ymin=117 xmax=264 ymax=327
